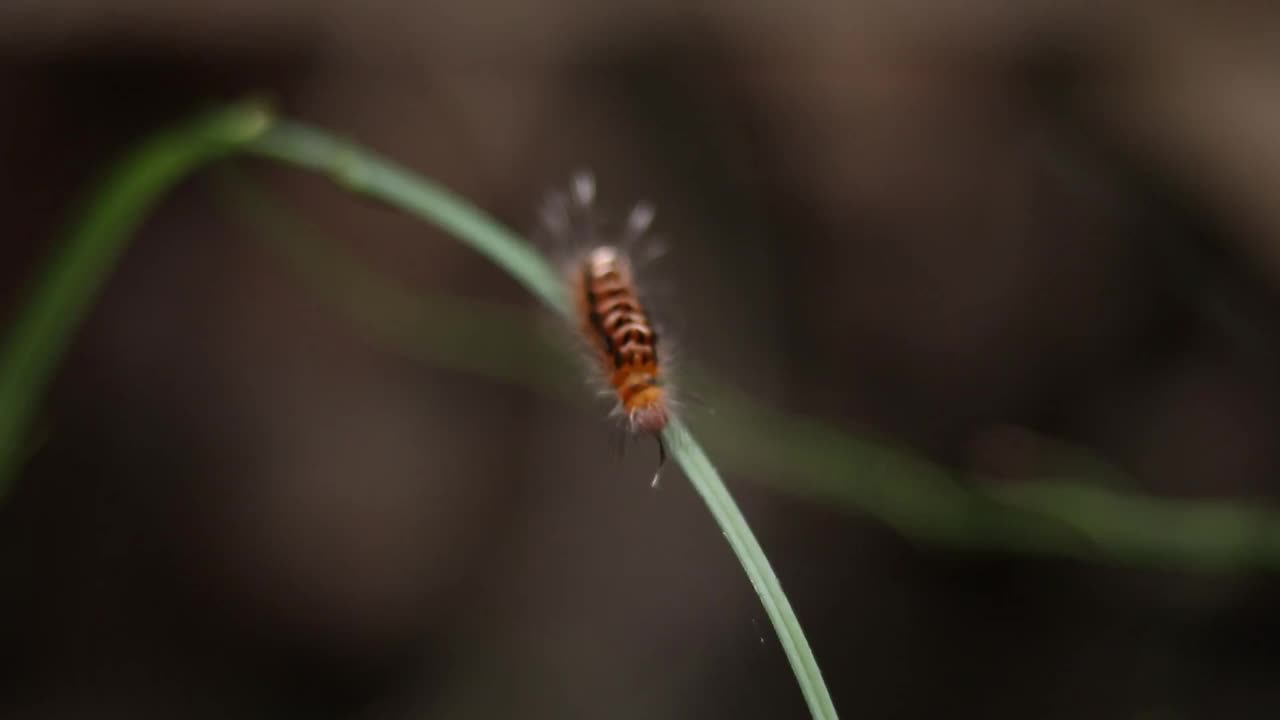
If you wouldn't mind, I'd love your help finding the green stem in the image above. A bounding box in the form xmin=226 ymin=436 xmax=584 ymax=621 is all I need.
xmin=219 ymin=171 xmax=1280 ymax=575
xmin=668 ymin=418 xmax=838 ymax=718
xmin=0 ymin=106 xmax=841 ymax=720
xmin=244 ymin=122 xmax=841 ymax=719
xmin=249 ymin=122 xmax=570 ymax=316
xmin=0 ymin=102 xmax=274 ymax=494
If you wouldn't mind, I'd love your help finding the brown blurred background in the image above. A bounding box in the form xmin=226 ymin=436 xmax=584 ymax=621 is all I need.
xmin=5 ymin=1 xmax=1280 ymax=717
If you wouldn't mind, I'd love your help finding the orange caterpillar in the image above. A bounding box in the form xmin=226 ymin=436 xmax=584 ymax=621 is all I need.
xmin=541 ymin=172 xmax=672 ymax=485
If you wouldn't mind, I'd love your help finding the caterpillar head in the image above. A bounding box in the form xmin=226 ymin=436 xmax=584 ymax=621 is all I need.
xmin=629 ymin=404 xmax=669 ymax=435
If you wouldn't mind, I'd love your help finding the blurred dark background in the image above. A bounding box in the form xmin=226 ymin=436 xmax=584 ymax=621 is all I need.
xmin=5 ymin=1 xmax=1280 ymax=717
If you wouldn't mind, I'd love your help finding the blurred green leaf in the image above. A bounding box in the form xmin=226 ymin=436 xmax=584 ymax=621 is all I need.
xmin=222 ymin=164 xmax=1280 ymax=575
xmin=0 ymin=101 xmax=273 ymax=495
xmin=0 ymin=107 xmax=841 ymax=720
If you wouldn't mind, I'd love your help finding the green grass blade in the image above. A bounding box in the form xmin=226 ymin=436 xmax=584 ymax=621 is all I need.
xmin=213 ymin=168 xmax=578 ymax=394
xmin=667 ymin=418 xmax=838 ymax=718
xmin=223 ymin=175 xmax=840 ymax=711
xmin=221 ymin=171 xmax=1280 ymax=576
xmin=249 ymin=122 xmax=571 ymax=317
xmin=0 ymin=102 xmax=274 ymax=494
xmin=246 ymin=121 xmax=840 ymax=719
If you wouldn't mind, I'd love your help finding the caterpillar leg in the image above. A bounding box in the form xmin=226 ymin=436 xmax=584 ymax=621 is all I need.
xmin=650 ymin=434 xmax=667 ymax=489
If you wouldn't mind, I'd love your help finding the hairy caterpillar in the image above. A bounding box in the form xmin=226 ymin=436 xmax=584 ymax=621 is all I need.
xmin=540 ymin=172 xmax=673 ymax=486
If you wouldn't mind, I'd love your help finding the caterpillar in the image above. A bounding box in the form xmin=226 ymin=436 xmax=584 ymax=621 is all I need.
xmin=540 ymin=172 xmax=672 ymax=487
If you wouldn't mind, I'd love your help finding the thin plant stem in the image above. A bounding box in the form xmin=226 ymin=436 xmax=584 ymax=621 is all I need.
xmin=220 ymin=169 xmax=1280 ymax=575
xmin=0 ymin=101 xmax=273 ymax=495
xmin=245 ymin=120 xmax=841 ymax=720
xmin=0 ymin=109 xmax=841 ymax=720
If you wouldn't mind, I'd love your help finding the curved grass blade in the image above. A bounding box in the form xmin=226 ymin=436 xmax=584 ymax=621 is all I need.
xmin=245 ymin=121 xmax=840 ymax=719
xmin=222 ymin=170 xmax=1280 ymax=576
xmin=0 ymin=102 xmax=274 ymax=495
xmin=249 ymin=122 xmax=571 ymax=317
xmin=666 ymin=418 xmax=838 ymax=717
